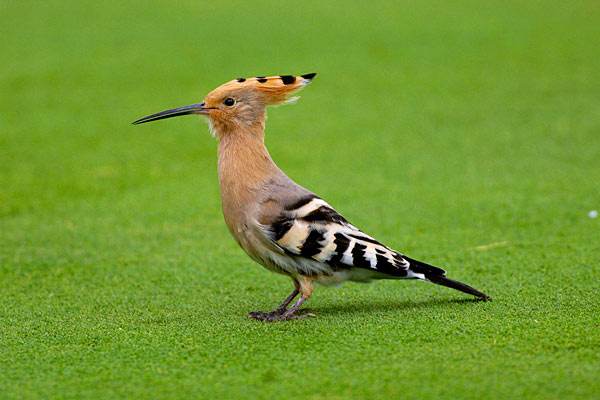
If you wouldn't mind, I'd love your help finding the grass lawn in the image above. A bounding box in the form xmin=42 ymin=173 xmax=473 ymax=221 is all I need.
xmin=1 ymin=1 xmax=599 ymax=398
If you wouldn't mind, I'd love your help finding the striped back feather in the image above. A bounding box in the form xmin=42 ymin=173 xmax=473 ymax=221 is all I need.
xmin=267 ymin=196 xmax=413 ymax=277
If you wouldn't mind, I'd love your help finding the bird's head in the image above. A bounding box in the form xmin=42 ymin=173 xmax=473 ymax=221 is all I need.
xmin=133 ymin=73 xmax=316 ymax=137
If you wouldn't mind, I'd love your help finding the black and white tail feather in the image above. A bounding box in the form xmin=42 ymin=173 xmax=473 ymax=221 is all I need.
xmin=404 ymin=256 xmax=491 ymax=300
xmin=261 ymin=195 xmax=490 ymax=300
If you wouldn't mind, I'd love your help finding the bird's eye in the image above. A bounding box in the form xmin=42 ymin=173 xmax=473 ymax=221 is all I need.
xmin=223 ymin=98 xmax=236 ymax=106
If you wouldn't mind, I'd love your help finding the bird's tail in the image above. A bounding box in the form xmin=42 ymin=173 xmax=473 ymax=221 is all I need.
xmin=405 ymin=256 xmax=491 ymax=301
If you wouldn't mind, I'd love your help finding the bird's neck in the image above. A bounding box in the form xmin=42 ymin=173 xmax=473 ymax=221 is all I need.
xmin=217 ymin=122 xmax=281 ymax=229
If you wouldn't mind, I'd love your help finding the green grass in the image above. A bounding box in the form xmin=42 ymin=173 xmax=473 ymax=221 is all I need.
xmin=1 ymin=1 xmax=599 ymax=398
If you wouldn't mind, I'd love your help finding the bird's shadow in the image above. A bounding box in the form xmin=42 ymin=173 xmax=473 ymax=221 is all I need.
xmin=308 ymin=297 xmax=486 ymax=317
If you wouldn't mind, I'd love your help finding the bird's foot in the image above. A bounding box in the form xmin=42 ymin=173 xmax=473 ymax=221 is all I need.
xmin=248 ymin=310 xmax=282 ymax=321
xmin=248 ymin=309 xmax=315 ymax=322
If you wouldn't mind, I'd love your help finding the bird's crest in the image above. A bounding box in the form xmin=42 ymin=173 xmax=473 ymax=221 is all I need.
xmin=218 ymin=73 xmax=316 ymax=105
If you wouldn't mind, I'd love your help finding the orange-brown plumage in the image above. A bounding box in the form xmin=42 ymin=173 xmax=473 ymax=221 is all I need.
xmin=202 ymin=74 xmax=316 ymax=252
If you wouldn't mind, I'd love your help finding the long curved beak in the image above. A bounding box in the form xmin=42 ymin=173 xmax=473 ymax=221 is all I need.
xmin=132 ymin=102 xmax=210 ymax=125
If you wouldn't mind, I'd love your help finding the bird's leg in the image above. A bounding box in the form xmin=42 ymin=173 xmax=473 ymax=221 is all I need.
xmin=249 ymin=277 xmax=314 ymax=322
xmin=279 ymin=294 xmax=310 ymax=320
xmin=248 ymin=279 xmax=300 ymax=321
xmin=276 ymin=276 xmax=313 ymax=321
xmin=275 ymin=279 xmax=300 ymax=314
xmin=277 ymin=276 xmax=315 ymax=321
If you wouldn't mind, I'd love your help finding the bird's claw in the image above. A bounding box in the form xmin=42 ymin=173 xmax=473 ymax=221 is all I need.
xmin=248 ymin=310 xmax=281 ymax=321
xmin=248 ymin=309 xmax=315 ymax=322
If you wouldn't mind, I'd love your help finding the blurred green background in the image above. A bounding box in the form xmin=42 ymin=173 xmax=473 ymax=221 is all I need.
xmin=1 ymin=1 xmax=599 ymax=399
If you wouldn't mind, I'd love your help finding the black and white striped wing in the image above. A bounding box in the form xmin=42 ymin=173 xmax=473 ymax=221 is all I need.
xmin=264 ymin=195 xmax=415 ymax=277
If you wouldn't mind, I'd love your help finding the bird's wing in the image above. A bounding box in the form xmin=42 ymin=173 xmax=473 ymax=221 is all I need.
xmin=257 ymin=194 xmax=416 ymax=277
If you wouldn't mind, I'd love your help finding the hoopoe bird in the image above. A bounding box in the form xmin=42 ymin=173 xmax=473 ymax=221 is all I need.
xmin=134 ymin=73 xmax=490 ymax=321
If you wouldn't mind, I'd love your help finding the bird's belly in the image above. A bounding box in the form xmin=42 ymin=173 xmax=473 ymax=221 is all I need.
xmin=315 ymin=268 xmax=393 ymax=285
xmin=314 ymin=271 xmax=353 ymax=286
xmin=229 ymin=222 xmax=289 ymax=274
xmin=239 ymin=230 xmax=337 ymax=278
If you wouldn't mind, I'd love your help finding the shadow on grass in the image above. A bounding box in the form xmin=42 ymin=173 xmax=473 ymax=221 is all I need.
xmin=312 ymin=297 xmax=485 ymax=317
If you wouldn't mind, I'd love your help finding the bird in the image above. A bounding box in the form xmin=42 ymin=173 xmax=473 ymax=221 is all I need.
xmin=133 ymin=73 xmax=490 ymax=321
